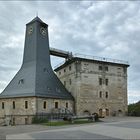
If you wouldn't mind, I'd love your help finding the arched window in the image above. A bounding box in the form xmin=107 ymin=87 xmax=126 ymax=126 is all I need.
xmin=83 ymin=110 xmax=90 ymax=115
xmin=118 ymin=110 xmax=122 ymax=113
xmin=118 ymin=110 xmax=123 ymax=116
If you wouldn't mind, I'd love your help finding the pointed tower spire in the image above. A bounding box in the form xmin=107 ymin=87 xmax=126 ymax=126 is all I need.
xmin=36 ymin=11 xmax=38 ymax=17
xmin=0 ymin=17 xmax=73 ymax=100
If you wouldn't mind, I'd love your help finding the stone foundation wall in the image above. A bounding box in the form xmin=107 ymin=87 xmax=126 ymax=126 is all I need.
xmin=0 ymin=97 xmax=74 ymax=125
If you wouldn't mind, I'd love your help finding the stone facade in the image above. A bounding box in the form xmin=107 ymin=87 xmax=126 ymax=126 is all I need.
xmin=55 ymin=58 xmax=129 ymax=117
xmin=0 ymin=97 xmax=73 ymax=125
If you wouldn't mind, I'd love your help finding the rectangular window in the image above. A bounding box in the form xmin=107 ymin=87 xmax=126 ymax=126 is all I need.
xmin=99 ymin=91 xmax=102 ymax=98
xmin=64 ymin=69 xmax=66 ymax=73
xmin=43 ymin=101 xmax=46 ymax=109
xmin=2 ymin=102 xmax=4 ymax=109
xmin=13 ymin=101 xmax=15 ymax=109
xmin=69 ymin=66 xmax=71 ymax=71
xmin=99 ymin=78 xmax=102 ymax=85
xmin=105 ymin=79 xmax=108 ymax=86
xmin=69 ymin=79 xmax=72 ymax=85
xmin=55 ymin=102 xmax=58 ymax=109
xmin=66 ymin=102 xmax=68 ymax=108
xmin=99 ymin=66 xmax=102 ymax=70
xmin=25 ymin=101 xmax=28 ymax=109
xmin=105 ymin=92 xmax=108 ymax=98
xmin=105 ymin=66 xmax=108 ymax=71
xmin=59 ymin=71 xmax=61 ymax=75
xmin=123 ymin=67 xmax=126 ymax=74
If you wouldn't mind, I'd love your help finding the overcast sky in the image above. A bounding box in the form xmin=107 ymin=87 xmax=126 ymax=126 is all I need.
xmin=0 ymin=1 xmax=140 ymax=104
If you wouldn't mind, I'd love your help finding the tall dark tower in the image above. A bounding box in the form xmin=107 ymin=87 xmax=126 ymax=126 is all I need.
xmin=0 ymin=17 xmax=73 ymax=100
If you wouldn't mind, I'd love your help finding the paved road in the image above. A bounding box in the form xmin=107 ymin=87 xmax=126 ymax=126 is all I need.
xmin=2 ymin=117 xmax=140 ymax=139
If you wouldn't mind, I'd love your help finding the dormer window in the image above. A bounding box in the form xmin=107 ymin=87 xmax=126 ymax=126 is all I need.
xmin=56 ymin=88 xmax=61 ymax=93
xmin=47 ymin=87 xmax=52 ymax=92
xmin=18 ymin=79 xmax=24 ymax=84
xmin=43 ymin=68 xmax=47 ymax=72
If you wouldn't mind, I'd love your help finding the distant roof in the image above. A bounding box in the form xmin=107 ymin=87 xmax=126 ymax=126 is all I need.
xmin=54 ymin=56 xmax=129 ymax=71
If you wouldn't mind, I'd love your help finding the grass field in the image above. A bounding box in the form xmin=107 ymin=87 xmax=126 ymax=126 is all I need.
xmin=44 ymin=119 xmax=94 ymax=126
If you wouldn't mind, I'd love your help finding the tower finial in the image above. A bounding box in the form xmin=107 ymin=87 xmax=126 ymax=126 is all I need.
xmin=36 ymin=11 xmax=38 ymax=17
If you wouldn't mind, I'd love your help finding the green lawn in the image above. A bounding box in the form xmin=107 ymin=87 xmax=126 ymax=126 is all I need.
xmin=44 ymin=119 xmax=94 ymax=126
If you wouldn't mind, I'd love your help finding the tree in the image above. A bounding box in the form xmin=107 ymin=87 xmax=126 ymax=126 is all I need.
xmin=128 ymin=101 xmax=140 ymax=116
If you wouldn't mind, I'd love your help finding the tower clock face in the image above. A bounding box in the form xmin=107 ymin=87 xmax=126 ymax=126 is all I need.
xmin=28 ymin=26 xmax=33 ymax=35
xmin=40 ymin=27 xmax=46 ymax=36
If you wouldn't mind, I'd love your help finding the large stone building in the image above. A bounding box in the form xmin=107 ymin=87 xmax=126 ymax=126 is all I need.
xmin=0 ymin=17 xmax=129 ymax=125
xmin=55 ymin=56 xmax=129 ymax=117
xmin=0 ymin=17 xmax=74 ymax=125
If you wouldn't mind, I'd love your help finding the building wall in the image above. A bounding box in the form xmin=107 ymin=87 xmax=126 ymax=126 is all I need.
xmin=0 ymin=97 xmax=36 ymax=125
xmin=0 ymin=97 xmax=74 ymax=125
xmin=36 ymin=98 xmax=73 ymax=114
xmin=55 ymin=60 xmax=128 ymax=117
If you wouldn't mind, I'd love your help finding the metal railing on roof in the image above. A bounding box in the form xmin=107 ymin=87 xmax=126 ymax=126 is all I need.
xmin=53 ymin=53 xmax=129 ymax=69
xmin=74 ymin=53 xmax=129 ymax=65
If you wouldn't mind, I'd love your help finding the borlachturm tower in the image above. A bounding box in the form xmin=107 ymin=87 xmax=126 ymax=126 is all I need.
xmin=0 ymin=17 xmax=74 ymax=125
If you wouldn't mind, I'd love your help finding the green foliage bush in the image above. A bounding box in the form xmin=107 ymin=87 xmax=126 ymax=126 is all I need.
xmin=128 ymin=101 xmax=140 ymax=116
xmin=32 ymin=116 xmax=48 ymax=124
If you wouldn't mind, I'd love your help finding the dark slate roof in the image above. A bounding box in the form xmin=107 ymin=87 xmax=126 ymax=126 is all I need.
xmin=0 ymin=17 xmax=73 ymax=100
xmin=26 ymin=16 xmax=47 ymax=25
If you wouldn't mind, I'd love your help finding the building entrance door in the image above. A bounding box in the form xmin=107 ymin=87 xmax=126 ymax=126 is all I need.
xmin=106 ymin=109 xmax=109 ymax=116
xmin=25 ymin=118 xmax=29 ymax=125
xmin=99 ymin=109 xmax=102 ymax=117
